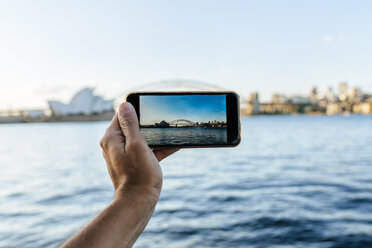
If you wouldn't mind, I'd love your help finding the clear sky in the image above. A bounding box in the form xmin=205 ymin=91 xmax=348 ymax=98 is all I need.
xmin=140 ymin=95 xmax=226 ymax=124
xmin=1 ymin=0 xmax=372 ymax=109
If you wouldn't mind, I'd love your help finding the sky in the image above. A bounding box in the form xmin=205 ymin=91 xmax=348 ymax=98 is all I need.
xmin=140 ymin=95 xmax=226 ymax=124
xmin=1 ymin=0 xmax=372 ymax=110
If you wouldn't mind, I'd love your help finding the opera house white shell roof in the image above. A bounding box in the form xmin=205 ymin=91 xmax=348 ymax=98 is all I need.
xmin=48 ymin=88 xmax=113 ymax=116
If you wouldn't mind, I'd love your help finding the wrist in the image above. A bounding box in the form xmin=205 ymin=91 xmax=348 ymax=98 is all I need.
xmin=114 ymin=183 xmax=161 ymax=205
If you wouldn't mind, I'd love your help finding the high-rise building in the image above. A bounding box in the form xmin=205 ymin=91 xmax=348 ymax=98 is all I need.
xmin=310 ymin=86 xmax=318 ymax=103
xmin=326 ymin=87 xmax=336 ymax=103
xmin=310 ymin=86 xmax=318 ymax=96
xmin=339 ymin=82 xmax=348 ymax=101
xmin=272 ymin=94 xmax=287 ymax=104
xmin=243 ymin=92 xmax=261 ymax=115
xmin=350 ymin=87 xmax=362 ymax=103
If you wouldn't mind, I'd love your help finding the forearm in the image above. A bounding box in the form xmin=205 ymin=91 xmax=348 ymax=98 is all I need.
xmin=61 ymin=188 xmax=159 ymax=248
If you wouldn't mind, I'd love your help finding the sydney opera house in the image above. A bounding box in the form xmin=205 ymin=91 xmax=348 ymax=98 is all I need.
xmin=48 ymin=88 xmax=113 ymax=116
xmin=1 ymin=79 xmax=225 ymax=123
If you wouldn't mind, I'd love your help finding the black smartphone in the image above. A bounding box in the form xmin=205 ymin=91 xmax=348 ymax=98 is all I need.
xmin=126 ymin=91 xmax=241 ymax=148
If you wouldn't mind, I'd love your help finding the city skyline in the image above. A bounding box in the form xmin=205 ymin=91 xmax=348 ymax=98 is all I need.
xmin=140 ymin=95 xmax=226 ymax=125
xmin=1 ymin=1 xmax=372 ymax=109
xmin=244 ymin=82 xmax=372 ymax=115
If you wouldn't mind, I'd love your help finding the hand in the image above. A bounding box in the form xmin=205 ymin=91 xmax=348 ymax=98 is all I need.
xmin=100 ymin=102 xmax=179 ymax=200
xmin=61 ymin=102 xmax=179 ymax=248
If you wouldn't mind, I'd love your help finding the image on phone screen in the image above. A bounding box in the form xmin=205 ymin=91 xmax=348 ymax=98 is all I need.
xmin=139 ymin=95 xmax=227 ymax=146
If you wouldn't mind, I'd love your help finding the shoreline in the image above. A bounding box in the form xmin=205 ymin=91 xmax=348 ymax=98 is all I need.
xmin=0 ymin=111 xmax=115 ymax=124
xmin=1 ymin=112 xmax=371 ymax=124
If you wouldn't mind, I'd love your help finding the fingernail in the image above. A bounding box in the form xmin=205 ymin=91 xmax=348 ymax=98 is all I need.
xmin=120 ymin=102 xmax=133 ymax=115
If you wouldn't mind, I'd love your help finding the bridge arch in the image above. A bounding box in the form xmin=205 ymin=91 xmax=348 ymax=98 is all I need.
xmin=169 ymin=119 xmax=195 ymax=126
xmin=114 ymin=78 xmax=228 ymax=107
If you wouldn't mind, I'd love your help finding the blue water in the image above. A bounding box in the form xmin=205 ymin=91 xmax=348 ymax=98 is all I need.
xmin=0 ymin=115 xmax=372 ymax=247
xmin=141 ymin=127 xmax=227 ymax=145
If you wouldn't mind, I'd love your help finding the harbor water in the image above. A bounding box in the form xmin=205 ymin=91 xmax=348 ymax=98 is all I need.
xmin=0 ymin=115 xmax=372 ymax=247
xmin=141 ymin=127 xmax=227 ymax=145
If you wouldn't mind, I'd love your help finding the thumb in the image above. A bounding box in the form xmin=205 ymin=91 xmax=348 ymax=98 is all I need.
xmin=118 ymin=102 xmax=141 ymax=143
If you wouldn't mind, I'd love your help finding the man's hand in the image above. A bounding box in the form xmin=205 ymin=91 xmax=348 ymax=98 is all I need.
xmin=61 ymin=102 xmax=178 ymax=248
xmin=100 ymin=102 xmax=177 ymax=200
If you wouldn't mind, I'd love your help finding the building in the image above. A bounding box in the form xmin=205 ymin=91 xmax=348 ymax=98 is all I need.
xmin=155 ymin=120 xmax=170 ymax=128
xmin=326 ymin=87 xmax=336 ymax=103
xmin=48 ymin=88 xmax=113 ymax=116
xmin=349 ymin=87 xmax=363 ymax=103
xmin=24 ymin=109 xmax=46 ymax=119
xmin=289 ymin=96 xmax=311 ymax=105
xmin=339 ymin=82 xmax=348 ymax=102
xmin=272 ymin=94 xmax=287 ymax=104
xmin=310 ymin=86 xmax=318 ymax=104
xmin=353 ymin=102 xmax=372 ymax=114
xmin=326 ymin=103 xmax=342 ymax=115
xmin=244 ymin=92 xmax=260 ymax=115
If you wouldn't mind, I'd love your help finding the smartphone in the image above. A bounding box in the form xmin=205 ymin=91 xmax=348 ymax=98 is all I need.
xmin=126 ymin=91 xmax=241 ymax=148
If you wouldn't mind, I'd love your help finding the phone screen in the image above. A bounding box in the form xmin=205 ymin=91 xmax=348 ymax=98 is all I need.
xmin=139 ymin=94 xmax=228 ymax=146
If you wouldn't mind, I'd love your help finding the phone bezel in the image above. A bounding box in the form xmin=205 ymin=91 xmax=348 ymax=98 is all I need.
xmin=126 ymin=91 xmax=241 ymax=148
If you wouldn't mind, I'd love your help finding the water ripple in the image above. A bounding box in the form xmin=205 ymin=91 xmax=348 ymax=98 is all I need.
xmin=0 ymin=115 xmax=372 ymax=247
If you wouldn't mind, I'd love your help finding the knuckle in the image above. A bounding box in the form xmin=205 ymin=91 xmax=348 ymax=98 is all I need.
xmin=99 ymin=136 xmax=108 ymax=149
xmin=100 ymin=129 xmax=114 ymax=149
xmin=127 ymin=139 xmax=146 ymax=151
